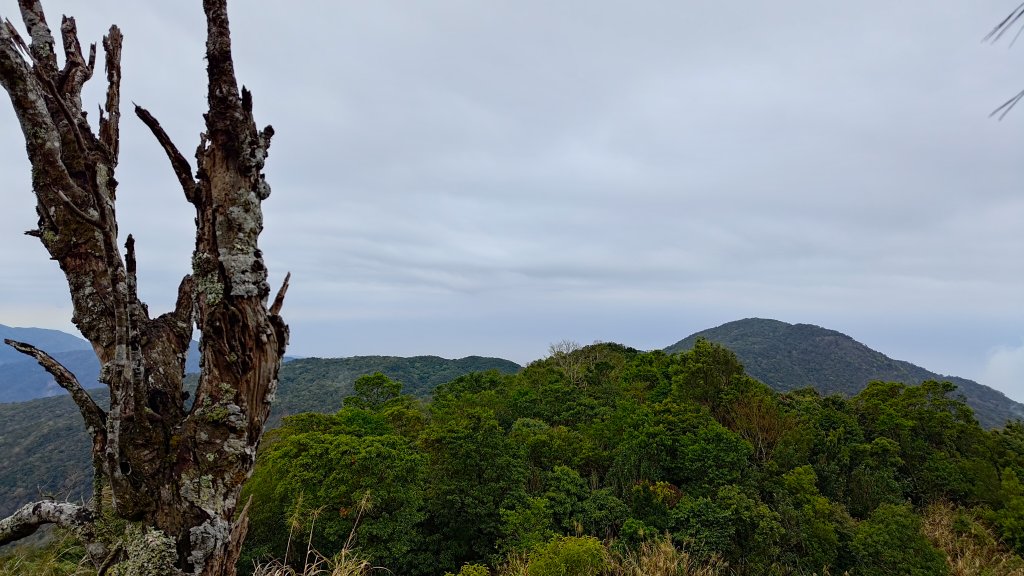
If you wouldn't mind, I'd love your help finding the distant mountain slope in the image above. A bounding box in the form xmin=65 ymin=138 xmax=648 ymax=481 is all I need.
xmin=269 ymin=355 xmax=522 ymax=428
xmin=0 ymin=324 xmax=92 ymax=365
xmin=0 ymin=325 xmax=98 ymax=402
xmin=0 ymin=327 xmax=201 ymax=402
xmin=666 ymin=318 xmax=1024 ymax=429
xmin=0 ymin=390 xmax=101 ymax=512
xmin=0 ymin=354 xmax=521 ymax=517
xmin=0 ymin=350 xmax=100 ymax=403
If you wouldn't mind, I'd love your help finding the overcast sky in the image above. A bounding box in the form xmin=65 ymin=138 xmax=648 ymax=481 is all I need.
xmin=3 ymin=1 xmax=1024 ymax=401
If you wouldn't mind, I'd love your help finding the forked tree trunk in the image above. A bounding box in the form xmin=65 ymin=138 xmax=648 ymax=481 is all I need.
xmin=0 ymin=1 xmax=288 ymax=574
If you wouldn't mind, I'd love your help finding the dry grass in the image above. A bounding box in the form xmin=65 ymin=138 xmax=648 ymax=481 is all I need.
xmin=610 ymin=536 xmax=727 ymax=576
xmin=489 ymin=535 xmax=727 ymax=576
xmin=252 ymin=551 xmax=376 ymax=576
xmin=493 ymin=552 xmax=529 ymax=576
xmin=0 ymin=530 xmax=93 ymax=576
xmin=252 ymin=493 xmax=386 ymax=576
xmin=922 ymin=501 xmax=1024 ymax=576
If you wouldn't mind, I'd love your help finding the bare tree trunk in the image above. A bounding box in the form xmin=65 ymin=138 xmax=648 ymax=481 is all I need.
xmin=0 ymin=1 xmax=288 ymax=574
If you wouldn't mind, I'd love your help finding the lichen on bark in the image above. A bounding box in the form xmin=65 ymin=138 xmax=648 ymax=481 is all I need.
xmin=110 ymin=525 xmax=180 ymax=576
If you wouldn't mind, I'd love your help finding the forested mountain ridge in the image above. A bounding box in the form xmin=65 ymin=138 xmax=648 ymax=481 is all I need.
xmin=0 ymin=324 xmax=93 ymax=402
xmin=0 ymin=325 xmax=201 ymax=402
xmin=4 ymin=335 xmax=1024 ymax=574
xmin=237 ymin=340 xmax=1024 ymax=575
xmin=667 ymin=318 xmax=1024 ymax=429
xmin=266 ymin=355 xmax=522 ymax=428
xmin=0 ymin=354 xmax=521 ymax=518
xmin=0 ymin=324 xmax=92 ymax=363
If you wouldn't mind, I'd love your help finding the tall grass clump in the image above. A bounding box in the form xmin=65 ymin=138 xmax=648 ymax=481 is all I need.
xmin=486 ymin=535 xmax=727 ymax=576
xmin=611 ymin=536 xmax=726 ymax=576
xmin=922 ymin=502 xmax=1024 ymax=576
xmin=251 ymin=494 xmax=382 ymax=576
xmin=0 ymin=529 xmax=93 ymax=576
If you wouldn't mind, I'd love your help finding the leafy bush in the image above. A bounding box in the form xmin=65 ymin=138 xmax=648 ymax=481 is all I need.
xmin=527 ymin=536 xmax=607 ymax=576
xmin=445 ymin=564 xmax=490 ymax=576
xmin=851 ymin=503 xmax=949 ymax=576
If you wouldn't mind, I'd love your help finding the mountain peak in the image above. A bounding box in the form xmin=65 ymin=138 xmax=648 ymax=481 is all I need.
xmin=666 ymin=318 xmax=1024 ymax=429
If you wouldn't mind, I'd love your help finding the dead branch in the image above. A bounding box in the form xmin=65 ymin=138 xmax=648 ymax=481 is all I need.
xmin=135 ymin=104 xmax=197 ymax=201
xmin=3 ymin=339 xmax=106 ymax=433
xmin=168 ymin=274 xmax=196 ymax=330
xmin=3 ymin=18 xmax=29 ymax=59
xmin=15 ymin=0 xmax=57 ymax=74
xmin=54 ymin=188 xmax=101 ymax=227
xmin=98 ymin=25 xmax=121 ymax=163
xmin=270 ymin=272 xmax=291 ymax=316
xmin=57 ymin=16 xmax=91 ymax=110
xmin=0 ymin=500 xmax=96 ymax=546
xmin=986 ymin=2 xmax=1024 ymax=44
xmin=202 ymin=0 xmax=242 ymax=130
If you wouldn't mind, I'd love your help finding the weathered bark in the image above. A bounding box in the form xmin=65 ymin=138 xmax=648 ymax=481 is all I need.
xmin=0 ymin=1 xmax=287 ymax=574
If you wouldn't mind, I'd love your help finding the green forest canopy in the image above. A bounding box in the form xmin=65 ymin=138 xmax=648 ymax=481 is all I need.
xmin=238 ymin=339 xmax=1024 ymax=575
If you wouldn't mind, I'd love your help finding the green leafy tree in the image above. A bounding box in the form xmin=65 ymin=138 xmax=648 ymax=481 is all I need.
xmin=498 ymin=496 xmax=556 ymax=555
xmin=993 ymin=422 xmax=1024 ymax=479
xmin=627 ymin=481 xmax=682 ymax=532
xmin=619 ymin=351 xmax=673 ymax=402
xmin=995 ymin=469 xmax=1024 ymax=554
xmin=542 ymin=466 xmax=590 ymax=534
xmin=510 ymin=418 xmax=589 ymax=485
xmin=241 ymin=411 xmax=428 ymax=574
xmin=345 ymin=372 xmax=403 ymax=410
xmin=576 ymin=489 xmax=630 ymax=539
xmin=797 ymin=393 xmax=865 ymax=505
xmin=671 ymin=484 xmax=781 ymax=569
xmin=851 ymin=503 xmax=949 ymax=576
xmin=421 ymin=407 xmax=527 ymax=570
xmin=655 ymin=401 xmax=753 ymax=496
xmin=853 ymin=380 xmax=988 ymax=504
xmin=773 ymin=466 xmax=851 ymax=574
xmin=669 ymin=338 xmax=748 ymax=416
xmin=847 ymin=438 xmax=905 ymax=518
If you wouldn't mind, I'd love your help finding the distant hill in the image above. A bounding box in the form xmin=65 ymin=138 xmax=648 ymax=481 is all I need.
xmin=0 ymin=354 xmax=521 ymax=517
xmin=0 ymin=325 xmax=95 ymax=402
xmin=268 ymin=355 xmax=522 ymax=428
xmin=0 ymin=324 xmax=92 ymax=364
xmin=666 ymin=318 xmax=1024 ymax=429
xmin=0 ymin=350 xmax=99 ymax=403
xmin=0 ymin=326 xmax=201 ymax=403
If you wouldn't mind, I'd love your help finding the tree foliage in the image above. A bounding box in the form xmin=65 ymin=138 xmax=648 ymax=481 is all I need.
xmin=237 ymin=339 xmax=1024 ymax=575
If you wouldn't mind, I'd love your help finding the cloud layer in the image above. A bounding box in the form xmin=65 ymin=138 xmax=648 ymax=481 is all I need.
xmin=1 ymin=1 xmax=1023 ymax=399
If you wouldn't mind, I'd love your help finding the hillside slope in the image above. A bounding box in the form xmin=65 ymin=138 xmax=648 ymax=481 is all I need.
xmin=0 ymin=325 xmax=94 ymax=402
xmin=0 ymin=324 xmax=92 ymax=364
xmin=267 ymin=355 xmax=522 ymax=428
xmin=0 ymin=354 xmax=520 ymax=517
xmin=0 ymin=328 xmax=201 ymax=402
xmin=666 ymin=318 xmax=1024 ymax=429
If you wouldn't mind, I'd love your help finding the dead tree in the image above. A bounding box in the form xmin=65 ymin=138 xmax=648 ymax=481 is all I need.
xmin=0 ymin=1 xmax=288 ymax=574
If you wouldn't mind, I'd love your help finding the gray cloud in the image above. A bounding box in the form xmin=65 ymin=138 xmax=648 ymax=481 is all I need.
xmin=2 ymin=0 xmax=1024 ymax=399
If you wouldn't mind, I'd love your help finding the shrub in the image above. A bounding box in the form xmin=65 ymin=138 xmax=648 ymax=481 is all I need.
xmin=445 ymin=564 xmax=490 ymax=576
xmin=528 ymin=536 xmax=607 ymax=576
xmin=851 ymin=503 xmax=949 ymax=576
